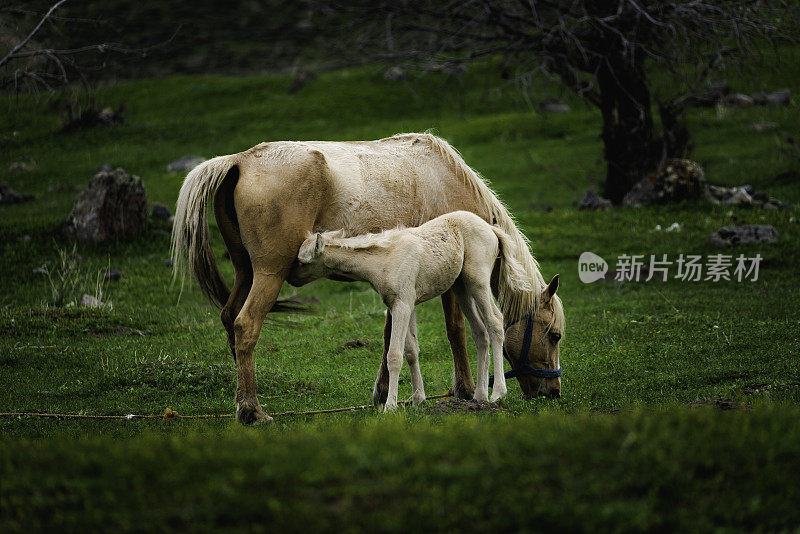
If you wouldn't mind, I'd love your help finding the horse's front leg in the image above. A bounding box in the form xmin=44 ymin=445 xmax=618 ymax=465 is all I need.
xmin=442 ymin=289 xmax=476 ymax=399
xmin=384 ymin=301 xmax=411 ymax=412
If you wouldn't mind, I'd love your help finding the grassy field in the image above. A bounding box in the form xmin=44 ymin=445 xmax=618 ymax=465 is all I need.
xmin=1 ymin=59 xmax=799 ymax=531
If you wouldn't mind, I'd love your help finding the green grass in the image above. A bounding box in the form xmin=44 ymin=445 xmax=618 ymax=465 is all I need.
xmin=3 ymin=409 xmax=800 ymax=533
xmin=1 ymin=60 xmax=800 ymax=531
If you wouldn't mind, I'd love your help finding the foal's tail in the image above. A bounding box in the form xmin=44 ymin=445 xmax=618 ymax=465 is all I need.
xmin=170 ymin=154 xmax=241 ymax=307
xmin=492 ymin=226 xmax=534 ymax=298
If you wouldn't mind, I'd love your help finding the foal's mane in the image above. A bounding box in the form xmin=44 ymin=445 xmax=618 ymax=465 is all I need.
xmin=320 ymin=227 xmax=405 ymax=251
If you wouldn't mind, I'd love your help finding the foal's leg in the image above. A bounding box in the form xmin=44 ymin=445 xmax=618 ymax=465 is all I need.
xmin=384 ymin=300 xmax=412 ymax=412
xmin=472 ymin=288 xmax=507 ymax=402
xmin=373 ymin=310 xmax=391 ymax=409
xmin=404 ymin=309 xmax=426 ymax=406
xmin=233 ymin=271 xmax=285 ymax=425
xmin=441 ymin=290 xmax=476 ymax=399
xmin=453 ymin=290 xmax=491 ymax=402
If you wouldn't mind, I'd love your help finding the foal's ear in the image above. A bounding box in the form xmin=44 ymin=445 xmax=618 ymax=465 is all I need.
xmin=298 ymin=232 xmax=322 ymax=263
xmin=542 ymin=274 xmax=559 ymax=303
xmin=313 ymin=232 xmax=325 ymax=255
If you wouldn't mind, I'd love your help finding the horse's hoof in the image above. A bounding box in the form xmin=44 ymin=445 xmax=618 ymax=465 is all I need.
xmin=236 ymin=402 xmax=273 ymax=426
xmin=452 ymin=382 xmax=476 ymax=400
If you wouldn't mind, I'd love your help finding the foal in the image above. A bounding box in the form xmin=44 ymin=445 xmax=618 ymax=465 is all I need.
xmin=291 ymin=211 xmax=532 ymax=411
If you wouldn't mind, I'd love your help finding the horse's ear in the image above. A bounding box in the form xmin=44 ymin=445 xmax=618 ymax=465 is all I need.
xmin=542 ymin=274 xmax=559 ymax=303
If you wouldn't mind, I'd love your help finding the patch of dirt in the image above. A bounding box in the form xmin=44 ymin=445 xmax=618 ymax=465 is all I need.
xmin=425 ymin=398 xmax=506 ymax=414
xmin=343 ymin=339 xmax=370 ymax=349
xmin=88 ymin=324 xmax=146 ymax=337
xmin=742 ymin=383 xmax=799 ymax=395
xmin=688 ymin=397 xmax=746 ymax=410
xmin=743 ymin=384 xmax=772 ymax=394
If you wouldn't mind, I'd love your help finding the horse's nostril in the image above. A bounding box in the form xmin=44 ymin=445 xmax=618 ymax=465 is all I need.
xmin=549 ymin=389 xmax=561 ymax=399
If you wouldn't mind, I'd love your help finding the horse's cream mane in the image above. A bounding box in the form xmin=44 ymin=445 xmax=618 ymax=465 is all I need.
xmin=390 ymin=132 xmax=546 ymax=323
xmin=319 ymin=226 xmax=405 ymax=250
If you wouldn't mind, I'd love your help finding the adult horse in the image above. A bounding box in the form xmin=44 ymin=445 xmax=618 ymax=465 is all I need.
xmin=171 ymin=133 xmax=564 ymax=424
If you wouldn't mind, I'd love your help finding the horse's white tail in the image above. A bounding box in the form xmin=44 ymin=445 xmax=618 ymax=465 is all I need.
xmin=401 ymin=133 xmax=544 ymax=321
xmin=170 ymin=154 xmax=240 ymax=307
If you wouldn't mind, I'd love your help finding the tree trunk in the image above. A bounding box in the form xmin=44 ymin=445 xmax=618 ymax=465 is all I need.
xmin=659 ymin=101 xmax=694 ymax=160
xmin=598 ymin=55 xmax=660 ymax=204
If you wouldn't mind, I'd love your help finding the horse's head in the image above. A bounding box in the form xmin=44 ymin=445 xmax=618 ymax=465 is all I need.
xmin=503 ymin=274 xmax=564 ymax=399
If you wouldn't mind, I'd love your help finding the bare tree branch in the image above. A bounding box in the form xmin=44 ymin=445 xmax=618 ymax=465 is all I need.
xmin=0 ymin=0 xmax=68 ymax=70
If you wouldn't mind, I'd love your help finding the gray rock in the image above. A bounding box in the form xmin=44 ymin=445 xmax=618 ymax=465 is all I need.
xmin=80 ymin=294 xmax=105 ymax=308
xmin=687 ymin=82 xmax=730 ymax=107
xmin=752 ymin=89 xmax=791 ymax=106
xmin=167 ymin=156 xmax=206 ymax=173
xmin=288 ymin=70 xmax=318 ymax=95
xmin=720 ymin=188 xmax=752 ymax=207
xmin=720 ymin=93 xmax=753 ymax=107
xmin=383 ymin=66 xmax=406 ymax=81
xmin=0 ymin=183 xmax=34 ymax=205
xmin=623 ymin=159 xmax=707 ymax=207
xmin=104 ymin=269 xmax=122 ymax=282
xmin=708 ymin=225 xmax=778 ymax=247
xmin=708 ymin=184 xmax=790 ymax=210
xmin=578 ymin=188 xmax=612 ymax=211
xmin=8 ymin=160 xmax=36 ymax=172
xmin=151 ymin=202 xmax=171 ymax=219
xmin=65 ymin=168 xmax=148 ymax=242
xmin=539 ymin=97 xmax=570 ymax=113
xmin=749 ymin=122 xmax=778 ymax=132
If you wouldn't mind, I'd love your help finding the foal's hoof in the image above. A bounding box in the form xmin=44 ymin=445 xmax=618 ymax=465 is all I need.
xmin=236 ymin=402 xmax=273 ymax=426
xmin=372 ymin=385 xmax=389 ymax=408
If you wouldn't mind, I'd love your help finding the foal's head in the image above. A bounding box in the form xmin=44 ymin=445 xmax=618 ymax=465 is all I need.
xmin=503 ymin=275 xmax=564 ymax=399
xmin=290 ymin=231 xmax=339 ymax=286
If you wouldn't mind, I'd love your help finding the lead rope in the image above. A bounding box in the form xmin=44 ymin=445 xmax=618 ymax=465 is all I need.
xmin=0 ymin=393 xmax=453 ymax=420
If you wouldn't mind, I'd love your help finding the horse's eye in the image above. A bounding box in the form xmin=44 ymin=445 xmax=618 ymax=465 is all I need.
xmin=549 ymin=332 xmax=561 ymax=344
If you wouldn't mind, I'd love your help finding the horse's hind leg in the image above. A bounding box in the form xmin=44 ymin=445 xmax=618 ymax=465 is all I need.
xmin=404 ymin=309 xmax=426 ymax=406
xmin=442 ymin=289 xmax=476 ymax=399
xmin=215 ymin=176 xmax=252 ymax=363
xmin=221 ymin=269 xmax=252 ymax=362
xmin=233 ymin=271 xmax=285 ymax=425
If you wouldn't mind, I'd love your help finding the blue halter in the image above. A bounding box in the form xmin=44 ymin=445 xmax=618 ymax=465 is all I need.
xmin=488 ymin=313 xmax=562 ymax=388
